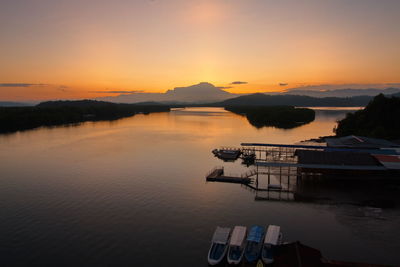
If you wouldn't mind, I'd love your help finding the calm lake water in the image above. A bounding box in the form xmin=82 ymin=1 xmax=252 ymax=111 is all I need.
xmin=0 ymin=107 xmax=399 ymax=266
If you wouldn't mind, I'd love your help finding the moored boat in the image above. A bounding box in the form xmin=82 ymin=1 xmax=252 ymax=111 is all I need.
xmin=261 ymin=225 xmax=283 ymax=264
xmin=212 ymin=149 xmax=242 ymax=161
xmin=227 ymin=226 xmax=247 ymax=265
xmin=208 ymin=226 xmax=231 ymax=265
xmin=244 ymin=225 xmax=265 ymax=263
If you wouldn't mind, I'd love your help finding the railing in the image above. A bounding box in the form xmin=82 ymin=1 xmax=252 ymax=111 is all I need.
xmin=220 ymin=147 xmax=241 ymax=152
xmin=241 ymin=169 xmax=257 ymax=178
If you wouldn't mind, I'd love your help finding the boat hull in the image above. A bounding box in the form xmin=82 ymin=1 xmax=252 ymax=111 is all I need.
xmin=227 ymin=246 xmax=245 ymax=265
xmin=244 ymin=241 xmax=263 ymax=263
xmin=208 ymin=243 xmax=228 ymax=265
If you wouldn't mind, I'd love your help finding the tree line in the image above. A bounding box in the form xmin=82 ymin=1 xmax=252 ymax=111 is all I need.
xmin=0 ymin=100 xmax=170 ymax=133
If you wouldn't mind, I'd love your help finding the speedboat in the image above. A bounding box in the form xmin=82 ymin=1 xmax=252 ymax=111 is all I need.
xmin=227 ymin=226 xmax=247 ymax=265
xmin=244 ymin=225 xmax=265 ymax=263
xmin=207 ymin=226 xmax=231 ymax=265
xmin=261 ymin=225 xmax=283 ymax=264
xmin=212 ymin=149 xmax=241 ymax=161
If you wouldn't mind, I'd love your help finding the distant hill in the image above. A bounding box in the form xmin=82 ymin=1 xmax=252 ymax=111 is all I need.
xmin=218 ymin=93 xmax=372 ymax=107
xmin=335 ymin=94 xmax=400 ymax=140
xmin=0 ymin=101 xmax=31 ymax=107
xmin=391 ymin=92 xmax=400 ymax=98
xmin=284 ymin=86 xmax=400 ymax=98
xmin=37 ymin=99 xmax=118 ymax=108
xmin=98 ymin=82 xmax=237 ymax=104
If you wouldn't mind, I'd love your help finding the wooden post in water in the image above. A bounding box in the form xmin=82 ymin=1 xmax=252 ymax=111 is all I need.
xmin=256 ymin=164 xmax=259 ymax=189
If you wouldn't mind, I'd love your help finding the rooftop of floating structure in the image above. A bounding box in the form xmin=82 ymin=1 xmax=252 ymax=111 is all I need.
xmin=373 ymin=154 xmax=400 ymax=170
xmin=255 ymin=161 xmax=387 ymax=171
xmin=241 ymin=142 xmax=326 ymax=149
xmin=326 ymin=135 xmax=400 ymax=149
xmin=295 ymin=150 xmax=382 ymax=166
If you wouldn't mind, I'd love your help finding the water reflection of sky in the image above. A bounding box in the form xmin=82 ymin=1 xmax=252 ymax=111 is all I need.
xmin=0 ymin=107 xmax=399 ymax=266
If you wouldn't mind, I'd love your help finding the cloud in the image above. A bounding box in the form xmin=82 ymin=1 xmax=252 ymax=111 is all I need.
xmin=230 ymin=81 xmax=247 ymax=85
xmin=217 ymin=86 xmax=232 ymax=90
xmin=0 ymin=83 xmax=48 ymax=87
xmin=279 ymin=83 xmax=288 ymax=86
xmin=91 ymin=90 xmax=144 ymax=94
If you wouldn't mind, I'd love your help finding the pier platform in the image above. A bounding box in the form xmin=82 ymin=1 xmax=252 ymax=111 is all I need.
xmin=206 ymin=167 xmax=254 ymax=184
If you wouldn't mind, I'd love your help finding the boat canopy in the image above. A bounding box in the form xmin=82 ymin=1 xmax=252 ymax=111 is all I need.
xmin=247 ymin=226 xmax=264 ymax=242
xmin=212 ymin=227 xmax=231 ymax=244
xmin=264 ymin=225 xmax=281 ymax=245
xmin=229 ymin=226 xmax=246 ymax=246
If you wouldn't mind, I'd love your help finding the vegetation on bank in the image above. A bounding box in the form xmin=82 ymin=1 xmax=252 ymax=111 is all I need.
xmin=335 ymin=94 xmax=400 ymax=140
xmin=225 ymin=106 xmax=315 ymax=129
xmin=0 ymin=100 xmax=170 ymax=133
xmin=218 ymin=93 xmax=372 ymax=107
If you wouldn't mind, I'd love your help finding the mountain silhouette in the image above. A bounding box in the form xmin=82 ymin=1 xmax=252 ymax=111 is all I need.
xmin=98 ymin=82 xmax=236 ymax=104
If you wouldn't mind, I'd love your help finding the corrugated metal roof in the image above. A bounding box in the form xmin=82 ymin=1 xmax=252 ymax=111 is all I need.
xmin=326 ymin=135 xmax=400 ymax=149
xmin=373 ymin=155 xmax=400 ymax=170
xmin=324 ymin=147 xmax=399 ymax=155
xmin=241 ymin=143 xmax=326 ymax=149
xmin=255 ymin=161 xmax=387 ymax=170
xmin=296 ymin=150 xmax=381 ymax=166
xmin=241 ymin=142 xmax=400 ymax=155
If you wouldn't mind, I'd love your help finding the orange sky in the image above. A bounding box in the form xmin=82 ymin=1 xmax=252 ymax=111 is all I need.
xmin=1 ymin=0 xmax=399 ymax=101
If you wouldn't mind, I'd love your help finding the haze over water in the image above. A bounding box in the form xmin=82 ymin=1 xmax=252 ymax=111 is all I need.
xmin=0 ymin=108 xmax=399 ymax=266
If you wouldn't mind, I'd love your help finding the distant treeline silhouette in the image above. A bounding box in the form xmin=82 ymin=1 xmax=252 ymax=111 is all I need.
xmin=225 ymin=106 xmax=315 ymax=129
xmin=218 ymin=93 xmax=372 ymax=107
xmin=0 ymin=100 xmax=170 ymax=133
xmin=335 ymin=94 xmax=400 ymax=140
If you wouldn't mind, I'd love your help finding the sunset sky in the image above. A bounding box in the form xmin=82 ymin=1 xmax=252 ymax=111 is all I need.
xmin=1 ymin=0 xmax=400 ymax=100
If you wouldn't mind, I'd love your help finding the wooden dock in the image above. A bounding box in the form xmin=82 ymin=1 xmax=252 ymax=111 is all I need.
xmin=206 ymin=167 xmax=254 ymax=184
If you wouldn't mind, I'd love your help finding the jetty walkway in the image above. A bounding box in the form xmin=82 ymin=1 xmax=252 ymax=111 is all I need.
xmin=206 ymin=167 xmax=255 ymax=184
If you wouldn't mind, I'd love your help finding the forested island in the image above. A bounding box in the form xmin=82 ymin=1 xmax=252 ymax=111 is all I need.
xmin=335 ymin=94 xmax=400 ymax=140
xmin=225 ymin=106 xmax=315 ymax=129
xmin=0 ymin=100 xmax=170 ymax=133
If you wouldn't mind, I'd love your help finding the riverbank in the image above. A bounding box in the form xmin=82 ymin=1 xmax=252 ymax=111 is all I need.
xmin=0 ymin=100 xmax=170 ymax=133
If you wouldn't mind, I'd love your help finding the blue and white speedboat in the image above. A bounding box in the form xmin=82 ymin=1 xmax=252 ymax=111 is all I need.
xmin=244 ymin=225 xmax=265 ymax=263
xmin=227 ymin=226 xmax=247 ymax=265
xmin=207 ymin=226 xmax=231 ymax=265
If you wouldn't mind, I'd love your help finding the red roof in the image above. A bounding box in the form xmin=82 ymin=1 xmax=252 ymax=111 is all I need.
xmin=373 ymin=155 xmax=400 ymax=163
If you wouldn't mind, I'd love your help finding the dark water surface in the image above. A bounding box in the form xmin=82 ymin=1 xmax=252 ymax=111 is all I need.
xmin=0 ymin=107 xmax=399 ymax=266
